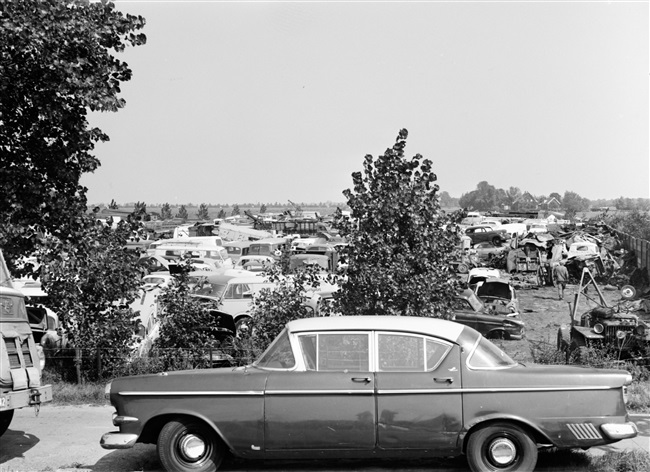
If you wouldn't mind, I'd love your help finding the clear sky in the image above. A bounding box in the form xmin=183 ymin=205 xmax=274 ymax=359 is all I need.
xmin=82 ymin=0 xmax=649 ymax=206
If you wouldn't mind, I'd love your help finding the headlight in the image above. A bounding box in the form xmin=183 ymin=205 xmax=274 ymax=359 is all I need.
xmin=593 ymin=323 xmax=604 ymax=334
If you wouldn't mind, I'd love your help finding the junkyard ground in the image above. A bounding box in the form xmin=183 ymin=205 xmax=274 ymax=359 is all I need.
xmin=494 ymin=280 xmax=640 ymax=364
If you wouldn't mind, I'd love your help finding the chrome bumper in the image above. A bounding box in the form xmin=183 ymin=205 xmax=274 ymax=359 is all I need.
xmin=100 ymin=432 xmax=139 ymax=449
xmin=601 ymin=421 xmax=638 ymax=440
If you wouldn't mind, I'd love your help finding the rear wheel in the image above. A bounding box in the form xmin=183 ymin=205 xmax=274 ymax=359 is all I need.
xmin=0 ymin=410 xmax=14 ymax=436
xmin=158 ymin=418 xmax=225 ymax=472
xmin=466 ymin=422 xmax=538 ymax=472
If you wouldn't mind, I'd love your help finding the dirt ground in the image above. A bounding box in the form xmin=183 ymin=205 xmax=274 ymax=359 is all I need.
xmin=490 ymin=277 xmax=632 ymax=364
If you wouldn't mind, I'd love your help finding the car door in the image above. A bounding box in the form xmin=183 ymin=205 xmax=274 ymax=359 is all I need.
xmin=375 ymin=332 xmax=463 ymax=454
xmin=264 ymin=331 xmax=376 ymax=451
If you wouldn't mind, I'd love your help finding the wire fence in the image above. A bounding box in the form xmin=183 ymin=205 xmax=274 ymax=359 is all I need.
xmin=43 ymin=346 xmax=257 ymax=384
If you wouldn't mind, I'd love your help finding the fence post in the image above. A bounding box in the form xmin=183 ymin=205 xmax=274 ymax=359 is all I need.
xmin=75 ymin=347 xmax=82 ymax=385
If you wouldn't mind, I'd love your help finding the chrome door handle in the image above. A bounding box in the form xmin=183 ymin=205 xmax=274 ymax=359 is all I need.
xmin=351 ymin=377 xmax=371 ymax=383
xmin=434 ymin=377 xmax=454 ymax=384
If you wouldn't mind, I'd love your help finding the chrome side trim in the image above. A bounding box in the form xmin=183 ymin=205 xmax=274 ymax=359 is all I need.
xmin=118 ymin=385 xmax=613 ymax=397
xmin=118 ymin=390 xmax=264 ymax=396
xmin=266 ymin=390 xmax=375 ymax=395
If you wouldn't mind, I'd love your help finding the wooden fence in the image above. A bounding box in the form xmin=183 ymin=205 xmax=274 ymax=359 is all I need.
xmin=607 ymin=226 xmax=650 ymax=279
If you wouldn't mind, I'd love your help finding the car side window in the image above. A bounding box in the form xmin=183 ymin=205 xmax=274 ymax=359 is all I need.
xmin=298 ymin=333 xmax=369 ymax=371
xmin=377 ymin=334 xmax=451 ymax=372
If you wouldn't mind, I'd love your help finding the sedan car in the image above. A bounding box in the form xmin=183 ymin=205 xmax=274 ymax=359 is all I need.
xmin=464 ymin=225 xmax=508 ymax=245
xmin=101 ymin=316 xmax=637 ymax=472
xmin=452 ymin=289 xmax=524 ymax=339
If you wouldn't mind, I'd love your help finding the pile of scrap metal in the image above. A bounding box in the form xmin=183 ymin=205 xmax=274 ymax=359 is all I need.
xmin=468 ymin=223 xmax=648 ymax=295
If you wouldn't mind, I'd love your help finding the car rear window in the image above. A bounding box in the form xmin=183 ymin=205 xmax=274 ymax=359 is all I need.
xmin=467 ymin=337 xmax=516 ymax=369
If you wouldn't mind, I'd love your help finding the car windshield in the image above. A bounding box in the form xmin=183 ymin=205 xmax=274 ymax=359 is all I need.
xmin=0 ymin=294 xmax=29 ymax=322
xmin=254 ymin=329 xmax=296 ymax=369
xmin=467 ymin=337 xmax=517 ymax=369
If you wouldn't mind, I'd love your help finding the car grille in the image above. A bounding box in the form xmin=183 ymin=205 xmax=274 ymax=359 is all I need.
xmin=604 ymin=324 xmax=636 ymax=339
xmin=4 ymin=337 xmax=34 ymax=368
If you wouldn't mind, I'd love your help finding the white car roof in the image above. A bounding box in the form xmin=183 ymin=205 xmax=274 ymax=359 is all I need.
xmin=286 ymin=316 xmax=465 ymax=343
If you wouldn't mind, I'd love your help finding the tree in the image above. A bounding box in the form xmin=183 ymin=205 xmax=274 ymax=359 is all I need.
xmin=231 ymin=204 xmax=241 ymax=216
xmin=243 ymin=264 xmax=328 ymax=356
xmin=37 ymin=213 xmax=143 ymax=381
xmin=503 ymin=187 xmax=522 ymax=209
xmin=259 ymin=204 xmax=267 ymax=214
xmin=0 ymin=1 xmax=146 ymax=274
xmin=217 ymin=209 xmax=227 ymax=220
xmin=160 ymin=203 xmax=173 ymax=220
xmin=563 ymin=191 xmax=590 ymax=220
xmin=458 ymin=181 xmax=500 ymax=212
xmin=153 ymin=264 xmax=231 ymax=370
xmin=132 ymin=201 xmax=148 ymax=221
xmin=196 ymin=203 xmax=209 ymax=220
xmin=109 ymin=199 xmax=119 ymax=209
xmin=333 ymin=129 xmax=462 ymax=318
xmin=176 ymin=205 xmax=188 ymax=221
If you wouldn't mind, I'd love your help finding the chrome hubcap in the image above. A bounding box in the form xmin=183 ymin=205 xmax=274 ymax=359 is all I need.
xmin=179 ymin=434 xmax=206 ymax=461
xmin=489 ymin=438 xmax=517 ymax=466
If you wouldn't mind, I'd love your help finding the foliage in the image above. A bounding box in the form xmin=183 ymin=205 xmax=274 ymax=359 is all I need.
xmin=160 ymin=202 xmax=173 ymax=220
xmin=243 ymin=264 xmax=325 ymax=354
xmin=152 ymin=261 xmax=233 ymax=369
xmin=36 ymin=214 xmax=143 ymax=382
xmin=333 ymin=129 xmax=462 ymax=318
xmin=606 ymin=209 xmax=650 ymax=241
xmin=132 ymin=201 xmax=149 ymax=221
xmin=231 ymin=204 xmax=241 ymax=216
xmin=459 ymin=181 xmax=501 ymax=212
xmin=217 ymin=209 xmax=227 ymax=219
xmin=109 ymin=199 xmax=119 ymax=209
xmin=614 ymin=197 xmax=650 ymax=211
xmin=259 ymin=203 xmax=267 ymax=214
xmin=563 ymin=190 xmax=591 ymax=220
xmin=176 ymin=204 xmax=188 ymax=221
xmin=588 ymin=450 xmax=650 ymax=472
xmin=0 ymin=0 xmax=146 ymax=273
xmin=196 ymin=203 xmax=210 ymax=220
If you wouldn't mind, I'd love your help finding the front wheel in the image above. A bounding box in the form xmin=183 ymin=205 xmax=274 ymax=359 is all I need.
xmin=0 ymin=410 xmax=14 ymax=436
xmin=158 ymin=418 xmax=225 ymax=472
xmin=467 ymin=422 xmax=538 ymax=472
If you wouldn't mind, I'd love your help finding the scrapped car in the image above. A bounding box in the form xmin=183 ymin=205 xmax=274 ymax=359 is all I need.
xmin=464 ymin=225 xmax=508 ymax=245
xmin=452 ymin=289 xmax=524 ymax=339
xmin=473 ymin=277 xmax=520 ymax=314
xmin=467 ymin=267 xmax=501 ymax=286
xmin=234 ymin=255 xmax=276 ymax=273
xmin=101 ymin=316 xmax=637 ymax=472
xmin=473 ymin=241 xmax=507 ymax=261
